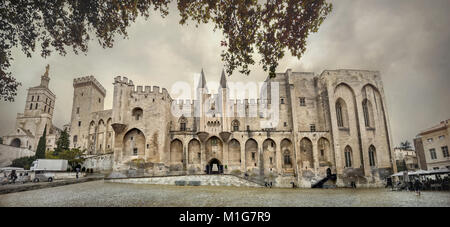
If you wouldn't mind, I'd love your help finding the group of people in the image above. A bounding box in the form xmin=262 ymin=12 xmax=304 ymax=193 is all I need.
xmin=420 ymin=176 xmax=450 ymax=190
xmin=391 ymin=174 xmax=450 ymax=194
xmin=1 ymin=170 xmax=28 ymax=184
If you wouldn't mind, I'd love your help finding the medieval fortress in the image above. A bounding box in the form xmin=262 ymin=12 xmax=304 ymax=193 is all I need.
xmin=1 ymin=66 xmax=397 ymax=187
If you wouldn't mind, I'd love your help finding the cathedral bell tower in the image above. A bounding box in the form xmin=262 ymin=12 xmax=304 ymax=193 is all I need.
xmin=40 ymin=64 xmax=50 ymax=88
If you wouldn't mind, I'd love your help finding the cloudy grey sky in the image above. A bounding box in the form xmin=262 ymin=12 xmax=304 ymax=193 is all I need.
xmin=1 ymin=0 xmax=449 ymax=147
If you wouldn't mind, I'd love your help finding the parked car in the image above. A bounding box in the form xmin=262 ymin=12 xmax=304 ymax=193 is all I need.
xmin=33 ymin=171 xmax=56 ymax=182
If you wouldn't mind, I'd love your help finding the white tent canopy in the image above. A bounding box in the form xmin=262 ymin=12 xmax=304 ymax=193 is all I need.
xmin=391 ymin=168 xmax=450 ymax=177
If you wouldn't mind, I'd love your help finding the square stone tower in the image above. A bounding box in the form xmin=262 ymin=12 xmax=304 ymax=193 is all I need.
xmin=70 ymin=76 xmax=106 ymax=150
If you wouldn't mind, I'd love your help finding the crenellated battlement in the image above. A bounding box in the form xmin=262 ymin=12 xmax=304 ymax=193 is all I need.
xmin=131 ymin=85 xmax=170 ymax=97
xmin=73 ymin=75 xmax=106 ymax=96
xmin=113 ymin=76 xmax=134 ymax=86
xmin=114 ymin=76 xmax=171 ymax=99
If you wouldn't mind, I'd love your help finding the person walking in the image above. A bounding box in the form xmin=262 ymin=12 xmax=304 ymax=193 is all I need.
xmin=75 ymin=164 xmax=81 ymax=179
xmin=9 ymin=170 xmax=17 ymax=184
xmin=414 ymin=178 xmax=421 ymax=196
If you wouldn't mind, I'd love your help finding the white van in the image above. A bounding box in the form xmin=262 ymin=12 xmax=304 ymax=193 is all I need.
xmin=31 ymin=159 xmax=68 ymax=182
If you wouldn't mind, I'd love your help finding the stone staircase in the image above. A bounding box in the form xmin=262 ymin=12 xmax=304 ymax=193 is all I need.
xmin=311 ymin=174 xmax=337 ymax=188
xmin=106 ymin=174 xmax=263 ymax=188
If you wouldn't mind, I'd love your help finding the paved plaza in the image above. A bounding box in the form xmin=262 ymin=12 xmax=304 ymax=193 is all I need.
xmin=0 ymin=180 xmax=449 ymax=207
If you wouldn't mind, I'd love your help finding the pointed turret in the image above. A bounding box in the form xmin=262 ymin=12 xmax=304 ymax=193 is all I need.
xmin=197 ymin=68 xmax=208 ymax=92
xmin=220 ymin=69 xmax=227 ymax=88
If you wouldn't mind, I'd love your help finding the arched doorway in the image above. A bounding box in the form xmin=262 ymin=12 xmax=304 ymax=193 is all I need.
xmin=10 ymin=138 xmax=21 ymax=148
xmin=123 ymin=128 xmax=145 ymax=158
xmin=245 ymin=139 xmax=258 ymax=170
xmin=281 ymin=139 xmax=293 ymax=169
xmin=318 ymin=137 xmax=331 ymax=165
xmin=300 ymin=137 xmax=314 ymax=169
xmin=263 ymin=139 xmax=276 ymax=173
xmin=228 ymin=139 xmax=241 ymax=165
xmin=170 ymin=139 xmax=183 ymax=164
xmin=188 ymin=139 xmax=200 ymax=164
xmin=206 ymin=158 xmax=223 ymax=174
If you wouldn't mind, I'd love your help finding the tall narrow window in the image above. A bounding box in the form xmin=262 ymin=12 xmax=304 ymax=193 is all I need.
xmin=31 ymin=96 xmax=34 ymax=101
xmin=363 ymin=99 xmax=370 ymax=127
xmin=284 ymin=153 xmax=291 ymax=165
xmin=368 ymin=145 xmax=376 ymax=167
xmin=35 ymin=103 xmax=38 ymax=109
xmin=76 ymin=107 xmax=80 ymax=114
xmin=310 ymin=124 xmax=316 ymax=132
xmin=44 ymin=105 xmax=47 ymax=112
xmin=442 ymin=146 xmax=449 ymax=158
xmin=336 ymin=102 xmax=343 ymax=127
xmin=430 ymin=149 xmax=437 ymax=160
xmin=179 ymin=116 xmax=187 ymax=131
xmin=280 ymin=98 xmax=284 ymax=104
xmin=133 ymin=148 xmax=138 ymax=155
xmin=344 ymin=146 xmax=352 ymax=168
xmin=29 ymin=103 xmax=33 ymax=110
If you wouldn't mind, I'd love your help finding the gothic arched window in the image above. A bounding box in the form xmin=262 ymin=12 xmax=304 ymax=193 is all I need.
xmin=344 ymin=146 xmax=352 ymax=168
xmin=179 ymin=116 xmax=187 ymax=131
xmin=335 ymin=99 xmax=349 ymax=128
xmin=132 ymin=107 xmax=143 ymax=121
xmin=362 ymin=99 xmax=374 ymax=128
xmin=336 ymin=102 xmax=343 ymax=127
xmin=232 ymin=120 xmax=240 ymax=131
xmin=369 ymin=145 xmax=377 ymax=167
xmin=283 ymin=150 xmax=291 ymax=166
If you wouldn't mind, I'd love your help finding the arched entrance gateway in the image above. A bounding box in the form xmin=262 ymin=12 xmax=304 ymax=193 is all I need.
xmin=10 ymin=138 xmax=21 ymax=148
xmin=206 ymin=158 xmax=223 ymax=174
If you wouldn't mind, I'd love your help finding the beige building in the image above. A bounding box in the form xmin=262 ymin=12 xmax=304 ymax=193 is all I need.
xmin=394 ymin=148 xmax=418 ymax=171
xmin=68 ymin=68 xmax=396 ymax=187
xmin=414 ymin=119 xmax=450 ymax=170
xmin=2 ymin=65 xmax=61 ymax=152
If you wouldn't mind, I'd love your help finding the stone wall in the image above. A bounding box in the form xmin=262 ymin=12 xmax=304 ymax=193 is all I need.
xmin=106 ymin=174 xmax=262 ymax=187
xmin=82 ymin=153 xmax=113 ymax=173
xmin=0 ymin=144 xmax=35 ymax=167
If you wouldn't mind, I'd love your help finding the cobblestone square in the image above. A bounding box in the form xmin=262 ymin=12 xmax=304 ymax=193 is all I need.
xmin=1 ymin=181 xmax=449 ymax=207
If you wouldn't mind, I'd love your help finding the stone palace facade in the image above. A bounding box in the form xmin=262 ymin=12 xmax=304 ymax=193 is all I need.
xmin=67 ymin=68 xmax=396 ymax=187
